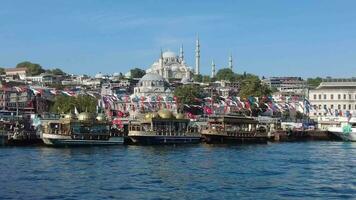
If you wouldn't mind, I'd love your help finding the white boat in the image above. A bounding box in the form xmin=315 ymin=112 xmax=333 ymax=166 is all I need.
xmin=327 ymin=118 xmax=356 ymax=142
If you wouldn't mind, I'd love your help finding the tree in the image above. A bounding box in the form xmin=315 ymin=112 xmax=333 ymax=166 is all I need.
xmin=239 ymin=76 xmax=271 ymax=98
xmin=202 ymin=75 xmax=212 ymax=83
xmin=307 ymin=77 xmax=322 ymax=88
xmin=50 ymin=95 xmax=97 ymax=114
xmin=130 ymin=68 xmax=146 ymax=79
xmin=47 ymin=68 xmax=65 ymax=75
xmin=16 ymin=61 xmax=45 ymax=76
xmin=0 ymin=67 xmax=5 ymax=75
xmin=192 ymin=74 xmax=202 ymax=82
xmin=174 ymin=85 xmax=204 ymax=105
xmin=216 ymin=68 xmax=236 ymax=81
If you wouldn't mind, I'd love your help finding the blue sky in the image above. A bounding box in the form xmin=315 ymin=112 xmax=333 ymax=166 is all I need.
xmin=1 ymin=0 xmax=356 ymax=78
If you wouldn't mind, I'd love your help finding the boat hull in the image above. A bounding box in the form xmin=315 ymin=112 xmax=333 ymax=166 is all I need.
xmin=202 ymin=134 xmax=268 ymax=144
xmin=42 ymin=134 xmax=124 ymax=147
xmin=129 ymin=136 xmax=201 ymax=145
xmin=328 ymin=128 xmax=356 ymax=142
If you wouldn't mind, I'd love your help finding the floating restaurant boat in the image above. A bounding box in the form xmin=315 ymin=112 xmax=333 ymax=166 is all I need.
xmin=41 ymin=112 xmax=124 ymax=146
xmin=327 ymin=117 xmax=356 ymax=142
xmin=128 ymin=109 xmax=201 ymax=144
xmin=201 ymin=114 xmax=269 ymax=143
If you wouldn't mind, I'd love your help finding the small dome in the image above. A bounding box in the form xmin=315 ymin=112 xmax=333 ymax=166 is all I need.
xmin=158 ymin=109 xmax=173 ymax=119
xmin=162 ymin=51 xmax=177 ymax=58
xmin=139 ymin=73 xmax=166 ymax=84
xmin=151 ymin=112 xmax=158 ymax=118
xmin=63 ymin=113 xmax=75 ymax=120
xmin=175 ymin=113 xmax=185 ymax=119
xmin=144 ymin=113 xmax=152 ymax=120
xmin=96 ymin=113 xmax=106 ymax=121
xmin=77 ymin=112 xmax=94 ymax=121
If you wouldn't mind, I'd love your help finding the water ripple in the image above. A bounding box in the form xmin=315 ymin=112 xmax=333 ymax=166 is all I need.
xmin=0 ymin=142 xmax=355 ymax=199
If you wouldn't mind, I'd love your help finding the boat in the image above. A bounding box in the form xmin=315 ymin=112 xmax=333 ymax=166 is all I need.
xmin=327 ymin=117 xmax=356 ymax=141
xmin=128 ymin=109 xmax=201 ymax=144
xmin=201 ymin=114 xmax=269 ymax=143
xmin=41 ymin=112 xmax=124 ymax=146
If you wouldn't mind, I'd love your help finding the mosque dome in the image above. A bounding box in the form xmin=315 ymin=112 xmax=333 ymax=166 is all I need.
xmin=162 ymin=51 xmax=177 ymax=58
xmin=139 ymin=73 xmax=165 ymax=84
xmin=77 ymin=112 xmax=94 ymax=121
xmin=158 ymin=109 xmax=173 ymax=119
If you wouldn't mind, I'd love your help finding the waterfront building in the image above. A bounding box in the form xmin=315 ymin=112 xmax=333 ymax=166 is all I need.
xmin=308 ymin=78 xmax=356 ymax=118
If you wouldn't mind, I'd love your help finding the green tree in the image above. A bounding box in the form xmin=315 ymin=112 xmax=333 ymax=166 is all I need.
xmin=47 ymin=68 xmax=66 ymax=75
xmin=16 ymin=61 xmax=45 ymax=76
xmin=174 ymin=85 xmax=204 ymax=105
xmin=130 ymin=68 xmax=146 ymax=78
xmin=215 ymin=68 xmax=236 ymax=81
xmin=307 ymin=77 xmax=322 ymax=88
xmin=239 ymin=76 xmax=271 ymax=98
xmin=192 ymin=74 xmax=203 ymax=82
xmin=202 ymin=75 xmax=212 ymax=83
xmin=50 ymin=95 xmax=97 ymax=114
xmin=0 ymin=67 xmax=5 ymax=75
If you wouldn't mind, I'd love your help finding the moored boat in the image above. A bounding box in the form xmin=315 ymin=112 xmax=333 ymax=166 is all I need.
xmin=201 ymin=114 xmax=269 ymax=143
xmin=128 ymin=109 xmax=201 ymax=145
xmin=327 ymin=118 xmax=356 ymax=142
xmin=41 ymin=112 xmax=124 ymax=146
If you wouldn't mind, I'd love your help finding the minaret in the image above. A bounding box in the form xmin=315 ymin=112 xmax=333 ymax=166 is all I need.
xmin=211 ymin=60 xmax=216 ymax=78
xmin=195 ymin=36 xmax=200 ymax=75
xmin=179 ymin=45 xmax=184 ymax=61
xmin=160 ymin=48 xmax=164 ymax=76
xmin=229 ymin=53 xmax=233 ymax=71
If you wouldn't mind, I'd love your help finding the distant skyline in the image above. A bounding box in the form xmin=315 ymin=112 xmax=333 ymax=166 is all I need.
xmin=1 ymin=0 xmax=356 ymax=78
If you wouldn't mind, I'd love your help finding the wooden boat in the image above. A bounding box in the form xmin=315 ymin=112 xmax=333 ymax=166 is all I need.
xmin=201 ymin=114 xmax=269 ymax=143
xmin=128 ymin=109 xmax=201 ymax=145
xmin=41 ymin=112 xmax=124 ymax=146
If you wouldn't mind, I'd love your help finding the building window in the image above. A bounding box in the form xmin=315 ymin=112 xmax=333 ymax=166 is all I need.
xmin=324 ymin=94 xmax=327 ymax=100
xmin=344 ymin=94 xmax=346 ymax=99
xmin=331 ymin=94 xmax=334 ymax=100
xmin=343 ymin=104 xmax=346 ymax=110
xmin=338 ymin=94 xmax=341 ymax=100
xmin=331 ymin=105 xmax=334 ymax=109
xmin=313 ymin=94 xmax=317 ymax=100
xmin=349 ymin=94 xmax=352 ymax=100
xmin=338 ymin=104 xmax=341 ymax=109
xmin=318 ymin=105 xmax=322 ymax=109
xmin=349 ymin=104 xmax=351 ymax=110
xmin=318 ymin=94 xmax=321 ymax=99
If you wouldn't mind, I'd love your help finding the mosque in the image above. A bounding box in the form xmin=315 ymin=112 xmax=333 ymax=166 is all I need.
xmin=145 ymin=37 xmax=234 ymax=81
xmin=133 ymin=37 xmax=234 ymax=98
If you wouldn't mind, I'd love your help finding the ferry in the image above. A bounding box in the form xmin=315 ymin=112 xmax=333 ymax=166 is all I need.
xmin=128 ymin=109 xmax=201 ymax=145
xmin=201 ymin=114 xmax=269 ymax=143
xmin=41 ymin=112 xmax=124 ymax=146
xmin=328 ymin=117 xmax=356 ymax=142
